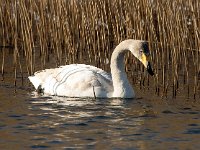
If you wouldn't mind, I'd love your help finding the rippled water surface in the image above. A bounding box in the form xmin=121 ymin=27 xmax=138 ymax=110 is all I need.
xmin=0 ymin=85 xmax=200 ymax=150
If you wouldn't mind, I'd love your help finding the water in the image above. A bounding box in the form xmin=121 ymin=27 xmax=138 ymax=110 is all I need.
xmin=0 ymin=51 xmax=200 ymax=149
xmin=0 ymin=84 xmax=200 ymax=150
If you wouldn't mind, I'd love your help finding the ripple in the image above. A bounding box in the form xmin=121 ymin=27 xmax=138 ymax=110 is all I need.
xmin=31 ymin=137 xmax=47 ymax=141
xmin=182 ymin=107 xmax=192 ymax=110
xmin=76 ymin=122 xmax=88 ymax=126
xmin=139 ymin=113 xmax=157 ymax=118
xmin=185 ymin=128 xmax=200 ymax=134
xmin=47 ymin=140 xmax=63 ymax=144
xmin=0 ymin=123 xmax=6 ymax=129
xmin=179 ymin=111 xmax=199 ymax=114
xmin=162 ymin=110 xmax=176 ymax=114
xmin=95 ymin=115 xmax=111 ymax=119
xmin=188 ymin=124 xmax=199 ymax=127
xmin=31 ymin=145 xmax=50 ymax=149
xmin=13 ymin=125 xmax=24 ymax=129
xmin=8 ymin=114 xmax=23 ymax=118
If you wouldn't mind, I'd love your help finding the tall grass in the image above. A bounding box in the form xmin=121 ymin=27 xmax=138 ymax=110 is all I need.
xmin=0 ymin=0 xmax=199 ymax=99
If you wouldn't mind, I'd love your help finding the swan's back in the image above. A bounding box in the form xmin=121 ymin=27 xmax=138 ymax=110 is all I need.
xmin=28 ymin=64 xmax=113 ymax=97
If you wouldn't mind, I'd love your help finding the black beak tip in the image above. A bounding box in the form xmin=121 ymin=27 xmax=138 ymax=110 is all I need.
xmin=147 ymin=62 xmax=154 ymax=76
xmin=148 ymin=69 xmax=154 ymax=76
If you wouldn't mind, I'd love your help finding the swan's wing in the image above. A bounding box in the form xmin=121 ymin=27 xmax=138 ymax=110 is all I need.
xmin=75 ymin=64 xmax=112 ymax=81
xmin=28 ymin=64 xmax=113 ymax=97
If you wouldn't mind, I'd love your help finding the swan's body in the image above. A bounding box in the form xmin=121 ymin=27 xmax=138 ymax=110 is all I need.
xmin=29 ymin=64 xmax=113 ymax=97
xmin=29 ymin=39 xmax=154 ymax=98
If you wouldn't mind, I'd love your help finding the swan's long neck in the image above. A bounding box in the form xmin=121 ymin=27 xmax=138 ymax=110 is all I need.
xmin=110 ymin=42 xmax=135 ymax=98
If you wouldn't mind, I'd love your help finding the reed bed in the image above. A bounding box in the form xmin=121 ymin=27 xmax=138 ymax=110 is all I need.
xmin=0 ymin=0 xmax=199 ymax=99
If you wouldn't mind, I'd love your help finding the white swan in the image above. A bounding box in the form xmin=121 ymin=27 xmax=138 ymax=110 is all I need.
xmin=28 ymin=39 xmax=154 ymax=98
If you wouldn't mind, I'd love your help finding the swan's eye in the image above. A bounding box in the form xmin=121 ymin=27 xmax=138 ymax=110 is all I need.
xmin=139 ymin=49 xmax=143 ymax=55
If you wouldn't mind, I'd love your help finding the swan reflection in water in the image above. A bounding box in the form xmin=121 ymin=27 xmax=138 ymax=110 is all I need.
xmin=29 ymin=92 xmax=156 ymax=150
xmin=30 ymin=91 xmax=156 ymax=122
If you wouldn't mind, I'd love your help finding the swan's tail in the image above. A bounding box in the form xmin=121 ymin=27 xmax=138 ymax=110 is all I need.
xmin=28 ymin=76 xmax=42 ymax=90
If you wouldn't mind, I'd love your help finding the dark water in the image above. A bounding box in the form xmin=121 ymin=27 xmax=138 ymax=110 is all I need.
xmin=0 ymin=50 xmax=200 ymax=149
xmin=0 ymin=84 xmax=200 ymax=150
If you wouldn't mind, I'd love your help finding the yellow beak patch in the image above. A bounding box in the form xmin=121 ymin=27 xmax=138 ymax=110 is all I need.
xmin=141 ymin=53 xmax=149 ymax=68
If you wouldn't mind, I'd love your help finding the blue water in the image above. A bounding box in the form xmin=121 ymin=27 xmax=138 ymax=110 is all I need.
xmin=0 ymin=85 xmax=200 ymax=150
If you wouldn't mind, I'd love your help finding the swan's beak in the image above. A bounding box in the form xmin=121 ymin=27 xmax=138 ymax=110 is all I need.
xmin=141 ymin=53 xmax=154 ymax=76
xmin=147 ymin=62 xmax=154 ymax=76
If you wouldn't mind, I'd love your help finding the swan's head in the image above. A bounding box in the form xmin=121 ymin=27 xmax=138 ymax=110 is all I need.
xmin=128 ymin=40 xmax=154 ymax=76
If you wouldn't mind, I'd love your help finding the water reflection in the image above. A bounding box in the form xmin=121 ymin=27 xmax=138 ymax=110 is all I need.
xmin=0 ymin=87 xmax=199 ymax=149
xmin=27 ymin=94 xmax=159 ymax=149
xmin=27 ymin=94 xmax=200 ymax=149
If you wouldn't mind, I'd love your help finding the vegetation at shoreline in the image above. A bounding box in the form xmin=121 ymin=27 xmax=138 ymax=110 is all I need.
xmin=0 ymin=0 xmax=199 ymax=99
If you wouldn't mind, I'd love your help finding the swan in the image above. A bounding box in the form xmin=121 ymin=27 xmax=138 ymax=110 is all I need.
xmin=28 ymin=39 xmax=154 ymax=98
